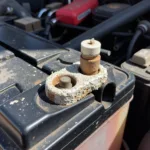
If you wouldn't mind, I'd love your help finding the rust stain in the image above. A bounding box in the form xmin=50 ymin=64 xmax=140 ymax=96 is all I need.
xmin=0 ymin=68 xmax=16 ymax=84
xmin=34 ymin=80 xmax=42 ymax=85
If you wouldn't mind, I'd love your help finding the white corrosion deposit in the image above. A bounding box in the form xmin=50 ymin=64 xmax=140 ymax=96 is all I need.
xmin=45 ymin=62 xmax=107 ymax=105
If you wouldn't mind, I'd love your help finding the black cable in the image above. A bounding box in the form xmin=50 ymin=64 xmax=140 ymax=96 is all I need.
xmin=113 ymin=32 xmax=133 ymax=37
xmin=63 ymin=0 xmax=150 ymax=50
xmin=44 ymin=24 xmax=52 ymax=40
xmin=126 ymin=20 xmax=150 ymax=59
xmin=0 ymin=0 xmax=31 ymax=17
xmin=112 ymin=31 xmax=150 ymax=40
xmin=126 ymin=29 xmax=142 ymax=60
xmin=56 ymin=22 xmax=90 ymax=31
xmin=7 ymin=0 xmax=31 ymax=17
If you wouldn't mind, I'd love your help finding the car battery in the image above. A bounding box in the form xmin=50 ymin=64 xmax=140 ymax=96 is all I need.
xmin=121 ymin=49 xmax=150 ymax=149
xmin=0 ymin=47 xmax=47 ymax=106
xmin=56 ymin=0 xmax=99 ymax=25
xmin=0 ymin=23 xmax=68 ymax=65
xmin=0 ymin=23 xmax=81 ymax=73
xmin=0 ymin=58 xmax=135 ymax=150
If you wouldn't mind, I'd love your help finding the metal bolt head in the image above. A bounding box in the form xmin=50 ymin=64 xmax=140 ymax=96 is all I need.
xmin=59 ymin=76 xmax=72 ymax=89
xmin=88 ymin=38 xmax=95 ymax=45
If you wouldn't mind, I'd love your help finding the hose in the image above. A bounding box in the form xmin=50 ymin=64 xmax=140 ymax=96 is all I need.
xmin=0 ymin=0 xmax=7 ymax=15
xmin=113 ymin=32 xmax=133 ymax=37
xmin=63 ymin=0 xmax=150 ymax=50
xmin=7 ymin=0 xmax=31 ymax=18
xmin=38 ymin=8 xmax=48 ymax=18
xmin=57 ymin=22 xmax=90 ymax=31
xmin=126 ymin=30 xmax=142 ymax=60
xmin=113 ymin=32 xmax=150 ymax=41
xmin=126 ymin=20 xmax=150 ymax=59
xmin=0 ymin=0 xmax=31 ymax=18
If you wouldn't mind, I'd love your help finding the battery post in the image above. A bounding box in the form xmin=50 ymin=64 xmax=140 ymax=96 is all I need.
xmin=45 ymin=39 xmax=107 ymax=105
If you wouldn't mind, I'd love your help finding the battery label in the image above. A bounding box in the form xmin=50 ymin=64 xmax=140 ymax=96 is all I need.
xmin=78 ymin=9 xmax=91 ymax=20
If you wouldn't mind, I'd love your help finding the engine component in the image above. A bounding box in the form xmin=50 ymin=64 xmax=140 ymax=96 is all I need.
xmin=0 ymin=0 xmax=9 ymax=16
xmin=37 ymin=8 xmax=49 ymax=18
xmin=92 ymin=3 xmax=130 ymax=23
xmin=122 ymin=49 xmax=150 ymax=149
xmin=126 ymin=30 xmax=142 ymax=59
xmin=126 ymin=20 xmax=150 ymax=59
xmin=16 ymin=0 xmax=45 ymax=12
xmin=0 ymin=0 xmax=31 ymax=17
xmin=0 ymin=0 xmax=144 ymax=150
xmin=22 ymin=2 xmax=31 ymax=13
xmin=7 ymin=0 xmax=31 ymax=18
xmin=80 ymin=39 xmax=101 ymax=75
xmin=56 ymin=0 xmax=99 ymax=25
xmin=45 ymin=61 xmax=107 ymax=105
xmin=38 ymin=2 xmax=63 ymax=18
xmin=63 ymin=0 xmax=150 ymax=50
xmin=46 ymin=2 xmax=63 ymax=10
xmin=45 ymin=39 xmax=107 ymax=105
xmin=0 ymin=23 xmax=69 ymax=68
xmin=14 ymin=17 xmax=41 ymax=32
xmin=0 ymin=60 xmax=134 ymax=150
xmin=131 ymin=49 xmax=150 ymax=67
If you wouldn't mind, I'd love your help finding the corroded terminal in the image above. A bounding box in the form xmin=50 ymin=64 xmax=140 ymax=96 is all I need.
xmin=80 ymin=39 xmax=101 ymax=75
xmin=45 ymin=39 xmax=107 ymax=105
xmin=45 ymin=62 xmax=107 ymax=105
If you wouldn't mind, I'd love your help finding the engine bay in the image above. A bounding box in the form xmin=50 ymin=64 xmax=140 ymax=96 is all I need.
xmin=0 ymin=0 xmax=149 ymax=65
xmin=0 ymin=0 xmax=150 ymax=150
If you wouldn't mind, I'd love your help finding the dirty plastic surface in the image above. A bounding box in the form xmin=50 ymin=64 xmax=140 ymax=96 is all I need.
xmin=122 ymin=60 xmax=150 ymax=149
xmin=0 ymin=61 xmax=135 ymax=150
xmin=0 ymin=48 xmax=47 ymax=106
xmin=0 ymin=24 xmax=135 ymax=150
